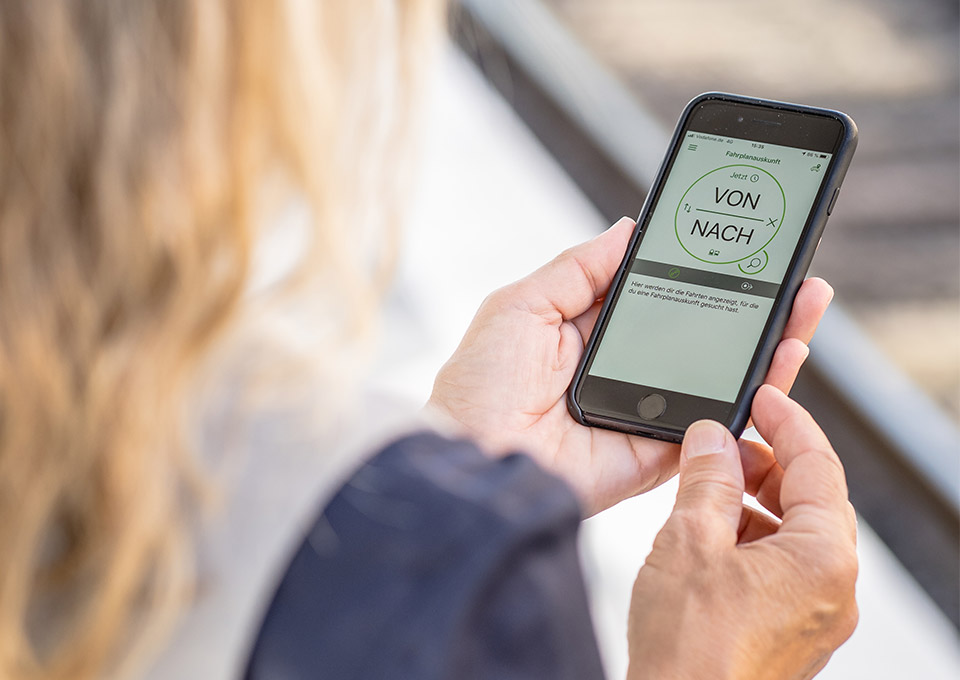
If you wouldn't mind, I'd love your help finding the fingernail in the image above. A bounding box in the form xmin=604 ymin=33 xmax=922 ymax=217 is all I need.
xmin=683 ymin=420 xmax=729 ymax=458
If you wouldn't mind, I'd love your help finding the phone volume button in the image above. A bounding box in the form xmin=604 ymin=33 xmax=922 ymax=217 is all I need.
xmin=827 ymin=188 xmax=840 ymax=215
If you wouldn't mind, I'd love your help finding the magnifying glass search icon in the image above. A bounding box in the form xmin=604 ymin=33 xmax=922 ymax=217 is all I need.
xmin=749 ymin=257 xmax=762 ymax=268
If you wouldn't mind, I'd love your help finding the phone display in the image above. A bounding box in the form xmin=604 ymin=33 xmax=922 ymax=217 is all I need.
xmin=568 ymin=93 xmax=857 ymax=441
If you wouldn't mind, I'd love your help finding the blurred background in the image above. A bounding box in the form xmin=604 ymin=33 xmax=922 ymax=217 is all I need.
xmin=544 ymin=0 xmax=960 ymax=420
xmin=372 ymin=0 xmax=959 ymax=677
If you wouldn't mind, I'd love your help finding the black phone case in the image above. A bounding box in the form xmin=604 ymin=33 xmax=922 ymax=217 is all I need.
xmin=567 ymin=92 xmax=858 ymax=443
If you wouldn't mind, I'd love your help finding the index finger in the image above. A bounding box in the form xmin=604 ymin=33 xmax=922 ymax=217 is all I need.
xmin=750 ymin=385 xmax=855 ymax=537
xmin=780 ymin=277 xmax=834 ymax=345
xmin=513 ymin=217 xmax=634 ymax=320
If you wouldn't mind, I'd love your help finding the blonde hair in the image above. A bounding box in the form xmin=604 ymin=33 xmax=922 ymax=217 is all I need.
xmin=0 ymin=1 xmax=441 ymax=677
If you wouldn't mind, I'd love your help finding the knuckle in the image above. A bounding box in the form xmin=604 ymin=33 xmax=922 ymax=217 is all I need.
xmin=808 ymin=443 xmax=847 ymax=480
xmin=820 ymin=542 xmax=858 ymax=589
xmin=677 ymin=471 xmax=744 ymax=510
xmin=479 ymin=285 xmax=515 ymax=316
xmin=836 ymin=543 xmax=859 ymax=582
xmin=683 ymin=466 xmax=742 ymax=493
xmin=559 ymin=248 xmax=599 ymax=293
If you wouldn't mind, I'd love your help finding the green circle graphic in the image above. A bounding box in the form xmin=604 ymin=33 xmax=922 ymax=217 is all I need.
xmin=674 ymin=164 xmax=786 ymax=265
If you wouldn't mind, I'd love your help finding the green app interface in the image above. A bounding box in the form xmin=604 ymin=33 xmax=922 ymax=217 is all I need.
xmin=588 ymin=132 xmax=832 ymax=403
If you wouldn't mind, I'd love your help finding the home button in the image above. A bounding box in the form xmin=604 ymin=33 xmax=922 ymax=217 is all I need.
xmin=637 ymin=393 xmax=667 ymax=420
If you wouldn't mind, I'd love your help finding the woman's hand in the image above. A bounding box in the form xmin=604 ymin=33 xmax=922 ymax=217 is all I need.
xmin=627 ymin=385 xmax=858 ymax=679
xmin=427 ymin=217 xmax=833 ymax=515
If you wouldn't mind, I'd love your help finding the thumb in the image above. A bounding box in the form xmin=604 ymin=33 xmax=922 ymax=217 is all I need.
xmin=671 ymin=420 xmax=745 ymax=546
xmin=512 ymin=216 xmax=633 ymax=321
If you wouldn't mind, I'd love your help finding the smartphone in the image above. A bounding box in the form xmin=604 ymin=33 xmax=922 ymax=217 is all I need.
xmin=567 ymin=92 xmax=857 ymax=442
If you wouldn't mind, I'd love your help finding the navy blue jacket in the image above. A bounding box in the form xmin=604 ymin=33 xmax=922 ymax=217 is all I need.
xmin=244 ymin=432 xmax=605 ymax=679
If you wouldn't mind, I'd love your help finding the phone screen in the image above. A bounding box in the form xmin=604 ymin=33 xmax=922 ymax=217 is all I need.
xmin=579 ymin=119 xmax=838 ymax=427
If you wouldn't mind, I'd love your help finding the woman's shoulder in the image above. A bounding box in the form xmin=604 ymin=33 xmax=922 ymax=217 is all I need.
xmin=244 ymin=431 xmax=604 ymax=680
